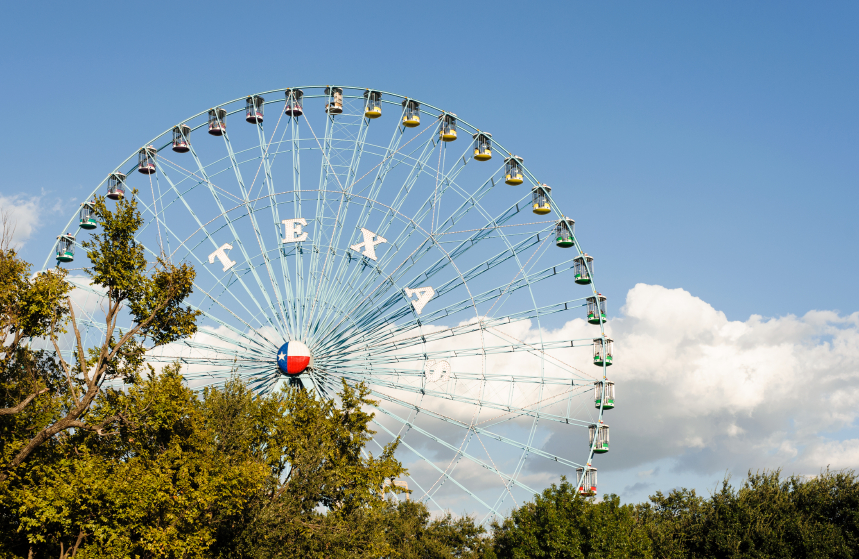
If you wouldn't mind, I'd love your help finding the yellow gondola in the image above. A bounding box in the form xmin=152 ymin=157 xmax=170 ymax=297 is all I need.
xmin=505 ymin=155 xmax=524 ymax=185
xmin=402 ymin=99 xmax=420 ymax=127
xmin=364 ymin=90 xmax=382 ymax=118
xmin=440 ymin=113 xmax=457 ymax=141
xmin=472 ymin=132 xmax=492 ymax=161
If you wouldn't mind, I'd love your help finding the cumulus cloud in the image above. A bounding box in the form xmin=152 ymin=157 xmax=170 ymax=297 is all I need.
xmin=540 ymin=284 xmax=859 ymax=477
xmin=0 ymin=194 xmax=41 ymax=248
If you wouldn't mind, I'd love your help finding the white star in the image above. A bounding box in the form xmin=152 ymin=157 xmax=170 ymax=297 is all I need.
xmin=278 ymin=352 xmax=286 ymax=361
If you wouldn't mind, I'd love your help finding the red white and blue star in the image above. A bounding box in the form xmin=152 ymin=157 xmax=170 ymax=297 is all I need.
xmin=277 ymin=341 xmax=311 ymax=375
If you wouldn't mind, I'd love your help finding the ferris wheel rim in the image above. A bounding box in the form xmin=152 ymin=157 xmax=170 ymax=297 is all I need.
xmin=42 ymin=85 xmax=613 ymax=517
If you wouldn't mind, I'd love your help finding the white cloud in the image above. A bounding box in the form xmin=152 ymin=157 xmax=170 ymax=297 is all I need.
xmin=541 ymin=283 xmax=859 ymax=476
xmin=0 ymin=194 xmax=41 ymax=248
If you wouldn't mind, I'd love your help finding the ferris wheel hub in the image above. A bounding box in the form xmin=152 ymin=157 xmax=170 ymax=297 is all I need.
xmin=277 ymin=341 xmax=312 ymax=376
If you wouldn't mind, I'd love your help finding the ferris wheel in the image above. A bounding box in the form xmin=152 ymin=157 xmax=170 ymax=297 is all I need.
xmin=45 ymin=86 xmax=615 ymax=520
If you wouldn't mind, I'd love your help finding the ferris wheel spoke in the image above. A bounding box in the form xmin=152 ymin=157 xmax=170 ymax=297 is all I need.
xmin=316 ymin=121 xmax=409 ymax=333
xmin=478 ymin=385 xmax=594 ymax=430
xmin=151 ymin=166 xmax=282 ymax=334
xmin=130 ymin=222 xmax=279 ymax=340
xmin=186 ymin=143 xmax=284 ymax=336
xmin=309 ymin=133 xmax=438 ymax=342
xmin=190 ymin=282 xmax=282 ymax=352
xmin=319 ymin=362 xmax=587 ymax=387
xmin=327 ymin=367 xmax=591 ymax=430
xmin=372 ymin=149 xmax=471 ymax=266
xmin=157 ymin=332 xmax=272 ymax=360
xmin=310 ymin=116 xmax=372 ymax=340
xmin=428 ymin=141 xmax=474 ymax=234
xmin=220 ymin=129 xmax=289 ymax=339
xmin=338 ymin=264 xmax=584 ymax=350
xmin=314 ymin=287 xmax=582 ymax=362
xmin=284 ymin=116 xmax=306 ymax=331
xmin=322 ymin=195 xmax=534 ymax=350
xmin=302 ymin=111 xmax=339 ymax=340
xmin=359 ymin=385 xmax=586 ymax=471
xmin=311 ymin=131 xmax=459 ymax=341
xmin=254 ymin=122 xmax=300 ymax=336
xmin=361 ymin=388 xmax=537 ymax=496
xmin=322 ymin=338 xmax=592 ymax=366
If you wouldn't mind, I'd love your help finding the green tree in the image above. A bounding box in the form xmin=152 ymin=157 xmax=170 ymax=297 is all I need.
xmin=381 ymin=499 xmax=489 ymax=559
xmin=4 ymin=365 xmax=272 ymax=557
xmin=0 ymin=193 xmax=200 ymax=482
xmin=636 ymin=469 xmax=859 ymax=559
xmin=490 ymin=477 xmax=652 ymax=559
xmin=221 ymin=380 xmax=407 ymax=559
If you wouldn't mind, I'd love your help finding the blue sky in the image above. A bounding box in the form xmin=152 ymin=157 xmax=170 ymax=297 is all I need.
xmin=1 ymin=1 xmax=857 ymax=508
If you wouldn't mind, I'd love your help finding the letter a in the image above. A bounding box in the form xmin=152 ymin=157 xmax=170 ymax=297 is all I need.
xmin=350 ymin=228 xmax=387 ymax=261
xmin=282 ymin=218 xmax=308 ymax=243
xmin=404 ymin=286 xmax=435 ymax=315
xmin=208 ymin=243 xmax=236 ymax=272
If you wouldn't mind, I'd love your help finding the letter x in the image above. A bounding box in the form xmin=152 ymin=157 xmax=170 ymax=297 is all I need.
xmin=350 ymin=228 xmax=387 ymax=261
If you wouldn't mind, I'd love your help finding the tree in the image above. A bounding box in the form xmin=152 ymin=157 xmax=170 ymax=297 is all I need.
xmin=381 ymin=499 xmax=489 ymax=559
xmin=0 ymin=192 xmax=200 ymax=482
xmin=221 ymin=380 xmax=408 ymax=559
xmin=635 ymin=469 xmax=859 ymax=559
xmin=3 ymin=365 xmax=273 ymax=558
xmin=489 ymin=477 xmax=652 ymax=559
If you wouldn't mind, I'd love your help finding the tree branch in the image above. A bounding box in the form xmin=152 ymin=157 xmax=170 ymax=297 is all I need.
xmin=66 ymin=417 xmax=122 ymax=436
xmin=0 ymin=387 xmax=48 ymax=416
xmin=67 ymin=296 xmax=89 ymax=384
xmin=50 ymin=313 xmax=81 ymax=405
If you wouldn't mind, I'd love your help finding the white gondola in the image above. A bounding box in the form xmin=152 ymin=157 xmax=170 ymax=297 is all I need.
xmin=246 ymin=95 xmax=264 ymax=123
xmin=138 ymin=146 xmax=156 ymax=174
xmin=472 ymin=132 xmax=492 ymax=161
xmin=364 ymin=90 xmax=382 ymax=118
xmin=106 ymin=172 xmax=126 ymax=200
xmin=593 ymin=337 xmax=613 ymax=367
xmin=208 ymin=107 xmax=227 ymax=135
xmin=439 ymin=113 xmax=457 ymax=141
xmin=325 ymin=87 xmax=343 ymax=115
xmin=79 ymin=202 xmax=97 ymax=230
xmin=574 ymin=254 xmax=593 ymax=285
xmin=576 ymin=467 xmax=597 ymax=496
xmin=587 ymin=294 xmax=607 ymax=324
xmin=531 ymin=184 xmax=551 ymax=215
xmin=56 ymin=234 xmax=75 ymax=263
xmin=589 ymin=424 xmax=610 ymax=454
xmin=172 ymin=124 xmax=191 ymax=153
xmin=594 ymin=380 xmax=615 ymax=410
xmin=402 ymin=99 xmax=420 ymax=127
xmin=504 ymin=155 xmax=524 ymax=185
xmin=284 ymin=89 xmax=304 ymax=117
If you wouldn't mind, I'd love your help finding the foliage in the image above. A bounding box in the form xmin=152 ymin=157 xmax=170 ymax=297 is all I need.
xmin=217 ymin=380 xmax=407 ymax=559
xmin=0 ymin=192 xmax=200 ymax=483
xmin=2 ymin=365 xmax=268 ymax=558
xmin=635 ymin=469 xmax=859 ymax=559
xmin=381 ymin=499 xmax=489 ymax=559
xmin=489 ymin=477 xmax=653 ymax=559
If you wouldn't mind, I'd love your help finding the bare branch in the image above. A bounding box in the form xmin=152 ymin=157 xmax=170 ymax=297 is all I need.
xmin=1 ymin=207 xmax=17 ymax=253
xmin=50 ymin=312 xmax=81 ymax=405
xmin=66 ymin=417 xmax=122 ymax=436
xmin=67 ymin=295 xmax=89 ymax=384
xmin=103 ymin=277 xmax=181 ymax=366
